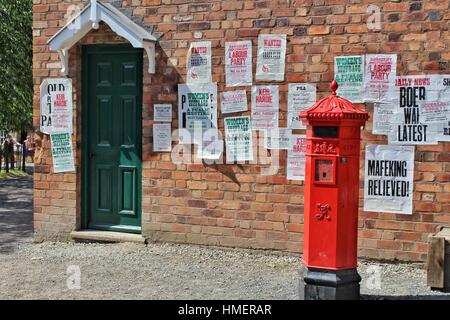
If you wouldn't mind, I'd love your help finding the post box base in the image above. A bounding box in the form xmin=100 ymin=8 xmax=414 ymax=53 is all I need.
xmin=303 ymin=268 xmax=361 ymax=300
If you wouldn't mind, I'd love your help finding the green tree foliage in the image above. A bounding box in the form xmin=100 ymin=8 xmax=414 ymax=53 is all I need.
xmin=0 ymin=0 xmax=33 ymax=133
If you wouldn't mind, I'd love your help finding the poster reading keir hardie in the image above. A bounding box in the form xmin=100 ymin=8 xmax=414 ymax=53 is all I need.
xmin=187 ymin=41 xmax=212 ymax=84
xmin=256 ymin=34 xmax=287 ymax=81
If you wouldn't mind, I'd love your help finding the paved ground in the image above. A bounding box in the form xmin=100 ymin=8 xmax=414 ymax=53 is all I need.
xmin=1 ymin=175 xmax=450 ymax=300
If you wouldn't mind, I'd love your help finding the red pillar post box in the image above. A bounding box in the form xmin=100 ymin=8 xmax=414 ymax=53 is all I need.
xmin=300 ymin=80 xmax=369 ymax=300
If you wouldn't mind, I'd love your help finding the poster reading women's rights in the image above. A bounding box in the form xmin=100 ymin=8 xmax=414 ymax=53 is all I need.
xmin=256 ymin=34 xmax=287 ymax=81
xmin=40 ymin=78 xmax=73 ymax=134
xmin=334 ymin=55 xmax=365 ymax=103
xmin=178 ymin=83 xmax=218 ymax=144
xmin=224 ymin=116 xmax=253 ymax=163
xmin=251 ymin=85 xmax=279 ymax=129
xmin=364 ymin=54 xmax=397 ymax=103
xmin=287 ymin=135 xmax=306 ymax=181
xmin=186 ymin=42 xmax=212 ymax=84
xmin=364 ymin=145 xmax=414 ymax=215
xmin=50 ymin=132 xmax=75 ymax=173
xmin=221 ymin=90 xmax=248 ymax=114
xmin=287 ymin=83 xmax=317 ymax=129
xmin=225 ymin=41 xmax=253 ymax=87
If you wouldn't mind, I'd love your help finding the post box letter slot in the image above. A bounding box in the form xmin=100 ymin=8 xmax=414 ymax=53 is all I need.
xmin=313 ymin=126 xmax=338 ymax=138
xmin=315 ymin=159 xmax=335 ymax=183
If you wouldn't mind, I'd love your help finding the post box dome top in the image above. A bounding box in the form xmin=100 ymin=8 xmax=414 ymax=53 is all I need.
xmin=300 ymin=80 xmax=369 ymax=123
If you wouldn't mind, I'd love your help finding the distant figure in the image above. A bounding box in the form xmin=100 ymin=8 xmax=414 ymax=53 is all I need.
xmin=8 ymin=136 xmax=14 ymax=170
xmin=2 ymin=137 xmax=10 ymax=173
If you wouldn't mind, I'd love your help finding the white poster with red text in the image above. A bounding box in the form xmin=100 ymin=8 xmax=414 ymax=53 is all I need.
xmin=256 ymin=34 xmax=286 ymax=81
xmin=187 ymin=41 xmax=212 ymax=84
xmin=364 ymin=54 xmax=397 ymax=103
xmin=251 ymin=85 xmax=279 ymax=129
xmin=225 ymin=41 xmax=253 ymax=87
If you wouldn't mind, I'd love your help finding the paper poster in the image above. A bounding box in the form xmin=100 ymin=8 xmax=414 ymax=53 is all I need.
xmin=50 ymin=132 xmax=75 ymax=173
xmin=178 ymin=83 xmax=218 ymax=144
xmin=224 ymin=116 xmax=253 ymax=163
xmin=438 ymin=119 xmax=450 ymax=142
xmin=264 ymin=128 xmax=292 ymax=150
xmin=154 ymin=104 xmax=172 ymax=122
xmin=334 ymin=55 xmax=365 ymax=103
xmin=225 ymin=41 xmax=253 ymax=87
xmin=187 ymin=41 xmax=212 ymax=84
xmin=364 ymin=145 xmax=414 ymax=215
xmin=364 ymin=54 xmax=397 ymax=103
xmin=197 ymin=139 xmax=224 ymax=160
xmin=420 ymin=101 xmax=449 ymax=123
xmin=221 ymin=90 xmax=248 ymax=114
xmin=287 ymin=83 xmax=317 ymax=129
xmin=153 ymin=123 xmax=172 ymax=152
xmin=372 ymin=102 xmax=397 ymax=135
xmin=287 ymin=134 xmax=306 ymax=181
xmin=40 ymin=78 xmax=73 ymax=134
xmin=388 ymin=76 xmax=440 ymax=145
xmin=251 ymin=85 xmax=279 ymax=129
xmin=256 ymin=34 xmax=287 ymax=81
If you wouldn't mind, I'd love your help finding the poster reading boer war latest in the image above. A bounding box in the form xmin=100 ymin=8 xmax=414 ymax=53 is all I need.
xmin=221 ymin=90 xmax=248 ymax=114
xmin=287 ymin=135 xmax=307 ymax=181
xmin=40 ymin=78 xmax=73 ymax=134
xmin=50 ymin=132 xmax=75 ymax=173
xmin=251 ymin=85 xmax=279 ymax=129
xmin=225 ymin=41 xmax=253 ymax=87
xmin=364 ymin=54 xmax=397 ymax=103
xmin=256 ymin=34 xmax=287 ymax=81
xmin=287 ymin=83 xmax=317 ymax=129
xmin=224 ymin=116 xmax=253 ymax=163
xmin=388 ymin=75 xmax=439 ymax=145
xmin=334 ymin=55 xmax=365 ymax=103
xmin=178 ymin=83 xmax=218 ymax=144
xmin=364 ymin=145 xmax=414 ymax=215
xmin=187 ymin=41 xmax=212 ymax=84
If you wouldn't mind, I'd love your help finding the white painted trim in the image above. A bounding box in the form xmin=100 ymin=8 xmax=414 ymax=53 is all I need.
xmin=48 ymin=0 xmax=157 ymax=75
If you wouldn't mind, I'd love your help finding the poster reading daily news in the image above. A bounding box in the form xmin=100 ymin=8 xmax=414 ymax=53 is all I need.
xmin=334 ymin=55 xmax=365 ymax=103
xmin=50 ymin=132 xmax=75 ymax=173
xmin=256 ymin=34 xmax=287 ymax=81
xmin=363 ymin=54 xmax=397 ymax=103
xmin=224 ymin=116 xmax=253 ymax=163
xmin=178 ymin=83 xmax=218 ymax=144
xmin=225 ymin=41 xmax=253 ymax=87
xmin=187 ymin=41 xmax=212 ymax=84
xmin=364 ymin=145 xmax=414 ymax=215
xmin=221 ymin=90 xmax=248 ymax=114
xmin=287 ymin=83 xmax=317 ymax=129
xmin=287 ymin=134 xmax=307 ymax=181
xmin=251 ymin=85 xmax=279 ymax=129
xmin=40 ymin=78 xmax=73 ymax=134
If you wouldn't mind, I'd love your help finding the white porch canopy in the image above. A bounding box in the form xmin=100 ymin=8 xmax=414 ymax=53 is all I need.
xmin=48 ymin=0 xmax=158 ymax=75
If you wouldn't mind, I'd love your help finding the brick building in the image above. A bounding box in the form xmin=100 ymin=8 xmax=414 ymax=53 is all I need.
xmin=32 ymin=0 xmax=450 ymax=262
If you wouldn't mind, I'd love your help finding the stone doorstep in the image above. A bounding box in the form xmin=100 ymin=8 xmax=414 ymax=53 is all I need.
xmin=70 ymin=230 xmax=146 ymax=244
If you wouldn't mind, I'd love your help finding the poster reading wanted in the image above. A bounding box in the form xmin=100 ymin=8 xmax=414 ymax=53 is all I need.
xmin=50 ymin=132 xmax=75 ymax=173
xmin=364 ymin=145 xmax=414 ymax=215
xmin=224 ymin=116 xmax=253 ymax=163
xmin=221 ymin=90 xmax=248 ymax=114
xmin=251 ymin=85 xmax=279 ymax=129
xmin=225 ymin=41 xmax=253 ymax=87
xmin=187 ymin=42 xmax=212 ymax=84
xmin=287 ymin=134 xmax=306 ymax=181
xmin=364 ymin=54 xmax=397 ymax=103
xmin=40 ymin=78 xmax=73 ymax=134
xmin=287 ymin=83 xmax=317 ymax=129
xmin=256 ymin=34 xmax=287 ymax=81
xmin=334 ymin=55 xmax=365 ymax=103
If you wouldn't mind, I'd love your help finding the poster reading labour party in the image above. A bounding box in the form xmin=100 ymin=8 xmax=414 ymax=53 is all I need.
xmin=287 ymin=135 xmax=307 ymax=181
xmin=251 ymin=85 xmax=279 ymax=129
xmin=40 ymin=78 xmax=73 ymax=134
xmin=50 ymin=132 xmax=75 ymax=173
xmin=287 ymin=83 xmax=317 ymax=129
xmin=178 ymin=83 xmax=218 ymax=144
xmin=224 ymin=116 xmax=253 ymax=163
xmin=364 ymin=145 xmax=414 ymax=215
xmin=225 ymin=41 xmax=253 ymax=87
xmin=221 ymin=90 xmax=248 ymax=114
xmin=256 ymin=34 xmax=287 ymax=81
xmin=187 ymin=41 xmax=212 ymax=84
xmin=334 ymin=55 xmax=364 ymax=103
xmin=363 ymin=54 xmax=397 ymax=103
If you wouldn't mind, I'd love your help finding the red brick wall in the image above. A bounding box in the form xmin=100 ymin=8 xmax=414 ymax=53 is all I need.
xmin=33 ymin=0 xmax=450 ymax=262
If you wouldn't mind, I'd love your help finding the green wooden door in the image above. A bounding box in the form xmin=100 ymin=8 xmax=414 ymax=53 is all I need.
xmin=82 ymin=45 xmax=142 ymax=234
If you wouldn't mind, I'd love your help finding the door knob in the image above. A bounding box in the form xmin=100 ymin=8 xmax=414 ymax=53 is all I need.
xmin=89 ymin=152 xmax=95 ymax=160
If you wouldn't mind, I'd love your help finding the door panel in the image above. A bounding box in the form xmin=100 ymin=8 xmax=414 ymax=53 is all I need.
xmin=83 ymin=45 xmax=142 ymax=233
